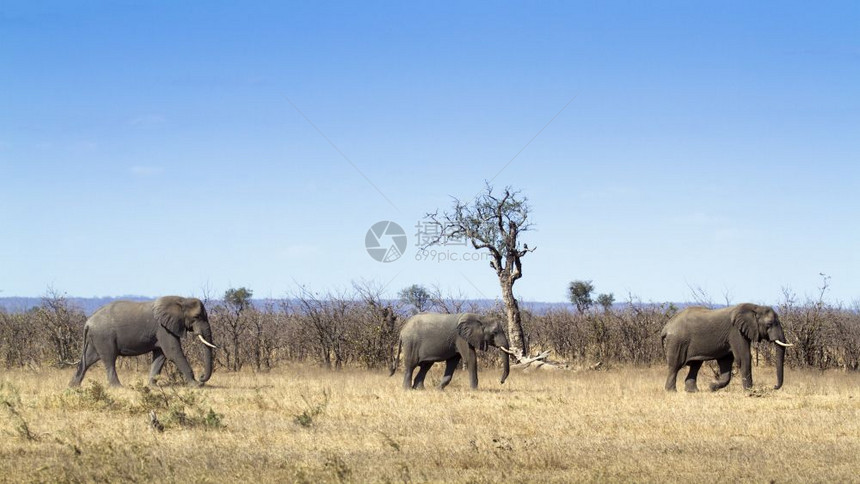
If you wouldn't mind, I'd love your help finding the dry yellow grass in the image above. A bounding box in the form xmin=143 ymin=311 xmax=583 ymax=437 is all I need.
xmin=2 ymin=364 xmax=859 ymax=483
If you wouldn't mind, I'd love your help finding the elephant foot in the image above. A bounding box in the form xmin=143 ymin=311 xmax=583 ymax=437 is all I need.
xmin=709 ymin=382 xmax=729 ymax=391
xmin=684 ymin=380 xmax=698 ymax=393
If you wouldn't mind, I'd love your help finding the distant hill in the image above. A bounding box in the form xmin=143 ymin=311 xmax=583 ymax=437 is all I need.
xmin=0 ymin=296 xmax=153 ymax=315
xmin=0 ymin=297 xmax=676 ymax=316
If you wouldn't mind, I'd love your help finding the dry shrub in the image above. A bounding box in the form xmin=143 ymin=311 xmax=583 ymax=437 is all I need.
xmin=3 ymin=288 xmax=860 ymax=373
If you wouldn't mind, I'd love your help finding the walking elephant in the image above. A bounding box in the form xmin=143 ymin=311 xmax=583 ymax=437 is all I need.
xmin=661 ymin=303 xmax=792 ymax=392
xmin=69 ymin=296 xmax=217 ymax=387
xmin=390 ymin=312 xmax=510 ymax=390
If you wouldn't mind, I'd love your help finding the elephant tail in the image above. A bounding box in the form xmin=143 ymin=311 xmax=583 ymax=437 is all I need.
xmin=79 ymin=326 xmax=90 ymax=366
xmin=69 ymin=325 xmax=91 ymax=385
xmin=389 ymin=337 xmax=402 ymax=377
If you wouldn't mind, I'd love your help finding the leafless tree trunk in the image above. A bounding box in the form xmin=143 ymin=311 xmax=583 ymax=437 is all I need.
xmin=37 ymin=288 xmax=85 ymax=367
xmin=427 ymin=184 xmax=535 ymax=356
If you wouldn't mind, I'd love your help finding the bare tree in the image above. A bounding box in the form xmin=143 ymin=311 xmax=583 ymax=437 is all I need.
xmin=354 ymin=281 xmax=400 ymax=368
xmin=427 ymin=183 xmax=535 ymax=355
xmin=293 ymin=287 xmax=352 ymax=369
xmin=219 ymin=287 xmax=253 ymax=371
xmin=0 ymin=311 xmax=41 ymax=368
xmin=36 ymin=287 xmax=85 ymax=367
xmin=427 ymin=284 xmax=476 ymax=314
xmin=687 ymin=283 xmax=715 ymax=308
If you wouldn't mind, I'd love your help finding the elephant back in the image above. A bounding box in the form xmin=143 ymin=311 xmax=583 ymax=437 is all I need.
xmin=86 ymin=300 xmax=153 ymax=330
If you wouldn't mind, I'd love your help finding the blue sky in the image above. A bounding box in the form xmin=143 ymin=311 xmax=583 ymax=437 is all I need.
xmin=1 ymin=1 xmax=858 ymax=305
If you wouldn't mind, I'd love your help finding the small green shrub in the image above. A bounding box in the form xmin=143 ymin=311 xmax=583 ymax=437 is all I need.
xmin=55 ymin=381 xmax=117 ymax=411
xmin=293 ymin=389 xmax=330 ymax=428
xmin=133 ymin=382 xmax=224 ymax=430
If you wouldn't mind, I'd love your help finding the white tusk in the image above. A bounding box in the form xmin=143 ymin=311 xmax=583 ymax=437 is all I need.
xmin=197 ymin=334 xmax=217 ymax=349
xmin=774 ymin=340 xmax=794 ymax=347
xmin=498 ymin=346 xmax=516 ymax=355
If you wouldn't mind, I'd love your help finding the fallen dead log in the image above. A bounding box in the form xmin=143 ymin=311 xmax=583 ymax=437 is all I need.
xmin=500 ymin=347 xmax=569 ymax=370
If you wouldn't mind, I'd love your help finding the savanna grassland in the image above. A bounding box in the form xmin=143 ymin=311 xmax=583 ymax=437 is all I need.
xmin=2 ymin=365 xmax=859 ymax=483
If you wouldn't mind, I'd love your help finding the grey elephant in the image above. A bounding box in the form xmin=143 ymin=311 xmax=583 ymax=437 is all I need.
xmin=390 ymin=312 xmax=510 ymax=390
xmin=69 ymin=296 xmax=217 ymax=388
xmin=661 ymin=303 xmax=792 ymax=392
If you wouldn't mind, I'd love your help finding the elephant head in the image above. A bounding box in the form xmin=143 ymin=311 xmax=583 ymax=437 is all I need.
xmin=154 ymin=297 xmax=216 ymax=383
xmin=456 ymin=314 xmax=511 ymax=384
xmin=733 ymin=304 xmax=792 ymax=390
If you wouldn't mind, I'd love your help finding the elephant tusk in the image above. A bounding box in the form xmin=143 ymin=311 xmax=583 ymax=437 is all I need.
xmin=197 ymin=334 xmax=217 ymax=349
xmin=774 ymin=340 xmax=794 ymax=347
xmin=498 ymin=346 xmax=517 ymax=355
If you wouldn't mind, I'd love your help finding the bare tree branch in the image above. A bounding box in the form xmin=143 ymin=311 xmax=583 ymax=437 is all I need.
xmin=424 ymin=183 xmax=535 ymax=355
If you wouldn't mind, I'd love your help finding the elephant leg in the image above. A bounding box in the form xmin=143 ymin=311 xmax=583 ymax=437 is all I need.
xmin=103 ymin=353 xmax=122 ymax=387
xmin=69 ymin=342 xmax=100 ymax=387
xmin=710 ymin=354 xmax=734 ymax=391
xmin=403 ymin=363 xmax=417 ymax=390
xmin=412 ymin=362 xmax=433 ymax=390
xmin=684 ymin=361 xmax=702 ymax=392
xmin=90 ymin=338 xmax=122 ymax=386
xmin=439 ymin=355 xmax=462 ymax=390
xmin=663 ymin=340 xmax=686 ymax=392
xmin=463 ymin=349 xmax=479 ymax=389
xmin=148 ymin=348 xmax=166 ymax=385
xmin=159 ymin=335 xmax=199 ymax=386
xmin=664 ymin=363 xmax=682 ymax=392
xmin=734 ymin=345 xmax=753 ymax=389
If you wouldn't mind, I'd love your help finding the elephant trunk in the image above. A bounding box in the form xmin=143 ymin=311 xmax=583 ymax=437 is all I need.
xmin=198 ymin=325 xmax=215 ymax=383
xmin=773 ymin=343 xmax=785 ymax=390
xmin=496 ymin=333 xmax=510 ymax=384
xmin=500 ymin=349 xmax=510 ymax=384
xmin=769 ymin=326 xmax=788 ymax=390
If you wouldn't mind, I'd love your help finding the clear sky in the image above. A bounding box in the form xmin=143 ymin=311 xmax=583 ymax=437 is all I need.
xmin=1 ymin=1 xmax=858 ymax=305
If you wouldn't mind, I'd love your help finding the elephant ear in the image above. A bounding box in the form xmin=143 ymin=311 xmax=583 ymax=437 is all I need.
xmin=732 ymin=304 xmax=760 ymax=342
xmin=154 ymin=297 xmax=187 ymax=337
xmin=183 ymin=298 xmax=205 ymax=321
xmin=456 ymin=314 xmax=486 ymax=350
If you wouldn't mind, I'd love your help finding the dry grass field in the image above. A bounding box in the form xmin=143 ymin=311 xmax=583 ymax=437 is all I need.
xmin=2 ymin=364 xmax=860 ymax=483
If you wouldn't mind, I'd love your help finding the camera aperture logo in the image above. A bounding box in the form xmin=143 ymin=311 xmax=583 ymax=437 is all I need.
xmin=365 ymin=221 xmax=407 ymax=263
